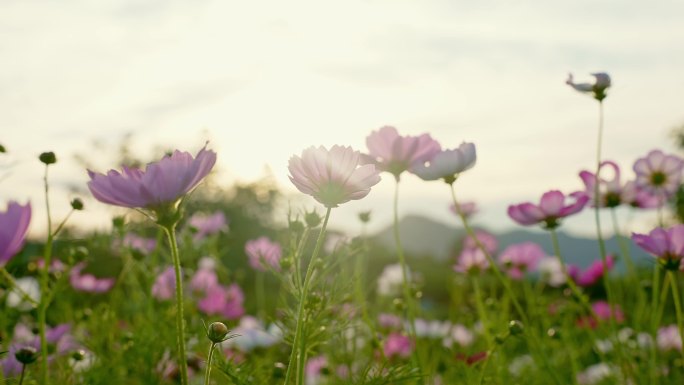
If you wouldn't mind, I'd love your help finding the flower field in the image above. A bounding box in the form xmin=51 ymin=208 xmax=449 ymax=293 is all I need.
xmin=1 ymin=73 xmax=684 ymax=385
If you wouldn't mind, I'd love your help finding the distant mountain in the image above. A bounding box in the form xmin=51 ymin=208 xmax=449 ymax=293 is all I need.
xmin=371 ymin=214 xmax=649 ymax=270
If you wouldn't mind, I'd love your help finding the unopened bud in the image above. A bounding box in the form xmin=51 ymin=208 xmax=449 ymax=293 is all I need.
xmin=15 ymin=346 xmax=38 ymax=364
xmin=0 ymin=144 xmax=5 ymax=153
xmin=207 ymin=321 xmax=230 ymax=343
xmin=358 ymin=211 xmax=371 ymax=223
xmin=39 ymin=151 xmax=57 ymax=165
xmin=305 ymin=211 xmax=322 ymax=228
xmin=508 ymin=320 xmax=524 ymax=336
xmin=71 ymin=349 xmax=87 ymax=361
xmin=71 ymin=198 xmax=84 ymax=211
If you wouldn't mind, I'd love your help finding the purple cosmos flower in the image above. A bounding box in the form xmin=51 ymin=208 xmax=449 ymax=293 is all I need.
xmin=449 ymin=201 xmax=478 ymax=219
xmin=2 ymin=323 xmax=78 ymax=377
xmin=0 ymin=201 xmax=31 ymax=266
xmin=151 ymin=266 xmax=177 ymax=300
xmin=579 ymin=161 xmax=625 ymax=208
xmin=412 ymin=142 xmax=476 ymax=183
xmin=454 ymin=248 xmax=489 ymax=274
xmin=498 ymin=242 xmax=545 ymax=280
xmin=568 ymin=256 xmax=615 ymax=287
xmin=632 ymin=225 xmax=684 ymax=270
xmin=69 ymin=263 xmax=115 ymax=293
xmin=462 ymin=230 xmax=498 ymax=256
xmin=566 ymin=72 xmax=611 ymax=101
xmin=197 ymin=283 xmax=245 ymax=320
xmin=508 ymin=190 xmax=588 ymax=229
xmin=288 ymin=145 xmax=381 ymax=208
xmin=621 ymin=181 xmax=662 ymax=209
xmin=383 ymin=333 xmax=414 ymax=359
xmin=365 ymin=126 xmax=441 ymax=179
xmin=245 ymin=236 xmax=282 ymax=272
xmin=633 ymin=149 xmax=684 ymax=198
xmin=87 ymin=145 xmax=216 ymax=210
xmin=188 ymin=211 xmax=227 ymax=241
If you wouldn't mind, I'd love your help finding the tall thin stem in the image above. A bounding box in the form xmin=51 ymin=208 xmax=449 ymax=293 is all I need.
xmin=18 ymin=364 xmax=27 ymax=385
xmin=472 ymin=276 xmax=493 ymax=346
xmin=450 ymin=184 xmax=563 ymax=385
xmin=162 ymin=225 xmax=189 ymax=385
xmin=204 ymin=343 xmax=217 ymax=385
xmin=38 ymin=164 xmax=53 ymax=385
xmin=649 ymin=266 xmax=662 ymax=385
xmin=283 ymin=207 xmax=331 ymax=385
xmin=549 ymin=229 xmax=596 ymax=318
xmin=667 ymin=271 xmax=684 ymax=362
xmin=392 ymin=180 xmax=418 ymax=344
xmin=610 ymin=209 xmax=636 ymax=277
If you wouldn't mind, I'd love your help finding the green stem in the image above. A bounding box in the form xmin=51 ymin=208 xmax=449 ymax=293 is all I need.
xmin=0 ymin=268 xmax=39 ymax=306
xmin=162 ymin=225 xmax=189 ymax=385
xmin=472 ymin=276 xmax=493 ymax=346
xmin=656 ymin=272 xmax=671 ymax=328
xmin=649 ymin=266 xmax=661 ymax=385
xmin=204 ymin=343 xmax=217 ymax=385
xmin=38 ymin=164 xmax=53 ymax=385
xmin=256 ymin=271 xmax=265 ymax=319
xmin=51 ymin=208 xmax=75 ymax=238
xmin=18 ymin=364 xmax=27 ymax=385
xmin=610 ymin=209 xmax=636 ymax=277
xmin=284 ymin=207 xmax=331 ymax=385
xmin=392 ymin=180 xmax=418 ymax=344
xmin=450 ymin=184 xmax=563 ymax=385
xmin=549 ymin=229 xmax=596 ymax=318
xmin=668 ymin=271 xmax=684 ymax=362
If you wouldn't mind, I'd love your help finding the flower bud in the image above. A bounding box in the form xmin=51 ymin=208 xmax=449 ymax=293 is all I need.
xmin=39 ymin=151 xmax=57 ymax=165
xmin=71 ymin=349 xmax=87 ymax=361
xmin=207 ymin=321 xmax=230 ymax=343
xmin=71 ymin=198 xmax=84 ymax=211
xmin=508 ymin=320 xmax=524 ymax=336
xmin=358 ymin=211 xmax=371 ymax=223
xmin=0 ymin=144 xmax=5 ymax=153
xmin=15 ymin=346 xmax=38 ymax=364
xmin=305 ymin=211 xmax=322 ymax=228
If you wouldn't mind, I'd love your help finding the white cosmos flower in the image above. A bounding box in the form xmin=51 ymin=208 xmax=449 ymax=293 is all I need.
xmin=413 ymin=142 xmax=476 ymax=182
xmin=7 ymin=276 xmax=40 ymax=311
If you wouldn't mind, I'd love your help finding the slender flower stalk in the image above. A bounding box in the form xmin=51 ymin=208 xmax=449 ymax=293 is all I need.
xmin=283 ymin=207 xmax=331 ymax=385
xmin=161 ymin=224 xmax=188 ymax=385
xmin=38 ymin=159 xmax=54 ymax=385
xmin=204 ymin=343 xmax=217 ymax=385
xmin=667 ymin=271 xmax=684 ymax=361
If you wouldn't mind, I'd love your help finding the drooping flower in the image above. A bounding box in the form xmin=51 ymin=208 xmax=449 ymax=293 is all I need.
xmin=87 ymin=145 xmax=216 ymax=211
xmin=288 ymin=145 xmax=381 ymax=208
xmin=498 ymin=242 xmax=545 ymax=280
xmin=633 ymin=149 xmax=684 ymax=198
xmin=365 ymin=126 xmax=441 ymax=180
xmin=245 ymin=236 xmax=282 ymax=272
xmin=0 ymin=201 xmax=31 ymax=266
xmin=383 ymin=333 xmax=413 ymax=359
xmin=566 ymin=72 xmax=611 ymax=101
xmin=578 ymin=161 xmax=625 ymax=208
xmin=449 ymin=201 xmax=478 ymax=219
xmin=412 ymin=142 xmax=477 ymax=183
xmin=632 ymin=225 xmax=684 ymax=271
xmin=569 ymin=255 xmax=615 ymax=287
xmin=188 ymin=211 xmax=227 ymax=241
xmin=508 ymin=190 xmax=588 ymax=229
xmin=69 ymin=263 xmax=115 ymax=293
xmin=151 ymin=266 xmax=177 ymax=301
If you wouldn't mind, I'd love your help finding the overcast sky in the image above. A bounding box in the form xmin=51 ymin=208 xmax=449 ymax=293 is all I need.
xmin=2 ymin=0 xmax=684 ymax=239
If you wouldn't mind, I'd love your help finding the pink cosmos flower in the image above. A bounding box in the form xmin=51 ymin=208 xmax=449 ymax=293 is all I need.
xmin=120 ymin=233 xmax=157 ymax=254
xmin=198 ymin=283 xmax=245 ymax=320
xmin=632 ymin=225 xmax=684 ymax=271
xmin=657 ymin=325 xmax=682 ymax=352
xmin=188 ymin=211 xmax=227 ymax=241
xmin=579 ymin=161 xmax=625 ymax=208
xmin=577 ymin=301 xmax=624 ymax=329
xmin=151 ymin=266 xmax=176 ymax=300
xmin=0 ymin=201 xmax=31 ymax=266
xmin=454 ymin=248 xmax=489 ymax=274
xmin=245 ymin=236 xmax=282 ymax=271
xmin=412 ymin=142 xmax=476 ymax=183
xmin=87 ymin=145 xmax=216 ymax=210
xmin=633 ymin=149 xmax=684 ymax=197
xmin=190 ymin=257 xmax=219 ymax=293
xmin=568 ymin=255 xmax=615 ymax=287
xmin=288 ymin=145 xmax=381 ymax=208
xmin=365 ymin=126 xmax=441 ymax=179
xmin=305 ymin=355 xmax=328 ymax=384
xmin=69 ymin=263 xmax=115 ymax=293
xmin=621 ymin=181 xmax=662 ymax=209
xmin=378 ymin=313 xmax=403 ymax=330
xmin=450 ymin=201 xmax=478 ymax=218
xmin=462 ymin=230 xmax=498 ymax=256
xmin=383 ymin=333 xmax=414 ymax=359
xmin=498 ymin=242 xmax=545 ymax=280
xmin=508 ymin=190 xmax=588 ymax=229
xmin=566 ymin=72 xmax=611 ymax=100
